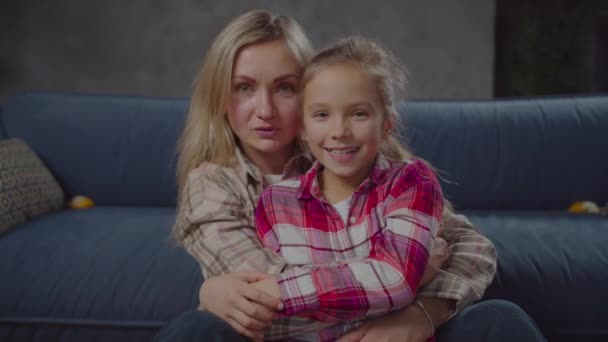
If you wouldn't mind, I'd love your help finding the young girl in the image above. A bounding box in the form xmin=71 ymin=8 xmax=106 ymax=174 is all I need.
xmin=254 ymin=36 xmax=444 ymax=341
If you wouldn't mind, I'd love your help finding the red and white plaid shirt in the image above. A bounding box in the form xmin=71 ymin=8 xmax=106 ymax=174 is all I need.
xmin=255 ymin=154 xmax=444 ymax=341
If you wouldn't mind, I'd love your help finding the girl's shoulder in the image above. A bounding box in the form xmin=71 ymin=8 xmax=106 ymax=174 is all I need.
xmin=387 ymin=157 xmax=440 ymax=184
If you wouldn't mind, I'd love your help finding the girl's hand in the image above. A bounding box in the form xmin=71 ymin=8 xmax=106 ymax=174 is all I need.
xmin=421 ymin=237 xmax=449 ymax=286
xmin=337 ymin=303 xmax=433 ymax=342
xmin=199 ymin=272 xmax=284 ymax=341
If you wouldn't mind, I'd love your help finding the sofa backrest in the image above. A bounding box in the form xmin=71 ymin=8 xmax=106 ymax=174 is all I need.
xmin=4 ymin=92 xmax=607 ymax=210
xmin=3 ymin=92 xmax=186 ymax=207
xmin=0 ymin=106 xmax=6 ymax=139
xmin=400 ymin=97 xmax=608 ymax=210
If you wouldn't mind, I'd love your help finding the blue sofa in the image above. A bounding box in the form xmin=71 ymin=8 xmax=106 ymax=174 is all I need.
xmin=0 ymin=92 xmax=606 ymax=342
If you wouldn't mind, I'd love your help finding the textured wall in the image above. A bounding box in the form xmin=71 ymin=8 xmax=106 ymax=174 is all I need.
xmin=0 ymin=0 xmax=495 ymax=103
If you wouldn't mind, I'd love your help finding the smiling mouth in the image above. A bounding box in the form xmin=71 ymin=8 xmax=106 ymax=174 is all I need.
xmin=325 ymin=147 xmax=359 ymax=154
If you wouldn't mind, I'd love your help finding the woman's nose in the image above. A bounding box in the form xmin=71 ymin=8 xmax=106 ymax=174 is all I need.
xmin=255 ymin=89 xmax=274 ymax=120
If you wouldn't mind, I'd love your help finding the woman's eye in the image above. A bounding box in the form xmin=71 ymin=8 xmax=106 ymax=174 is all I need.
xmin=277 ymin=82 xmax=296 ymax=94
xmin=353 ymin=111 xmax=368 ymax=118
xmin=235 ymin=83 xmax=252 ymax=93
xmin=314 ymin=112 xmax=329 ymax=119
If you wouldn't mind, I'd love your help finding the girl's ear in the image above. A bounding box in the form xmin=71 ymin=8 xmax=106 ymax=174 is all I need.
xmin=383 ymin=112 xmax=395 ymax=138
xmin=300 ymin=117 xmax=309 ymax=142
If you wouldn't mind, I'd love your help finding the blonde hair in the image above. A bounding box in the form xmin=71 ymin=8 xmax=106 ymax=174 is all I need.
xmin=300 ymin=36 xmax=412 ymax=162
xmin=301 ymin=36 xmax=454 ymax=214
xmin=176 ymin=10 xmax=314 ymax=196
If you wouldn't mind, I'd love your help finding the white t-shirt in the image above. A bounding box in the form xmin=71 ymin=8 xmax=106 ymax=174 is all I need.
xmin=332 ymin=196 xmax=352 ymax=223
xmin=263 ymin=173 xmax=284 ymax=185
xmin=266 ymin=173 xmax=352 ymax=223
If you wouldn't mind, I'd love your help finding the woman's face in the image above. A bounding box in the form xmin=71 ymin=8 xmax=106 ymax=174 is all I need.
xmin=227 ymin=39 xmax=301 ymax=167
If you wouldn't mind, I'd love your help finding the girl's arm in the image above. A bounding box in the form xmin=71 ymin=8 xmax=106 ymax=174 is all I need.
xmin=256 ymin=162 xmax=444 ymax=322
xmin=337 ymin=216 xmax=497 ymax=340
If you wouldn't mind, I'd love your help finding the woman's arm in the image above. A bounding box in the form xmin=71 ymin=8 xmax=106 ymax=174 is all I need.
xmin=337 ymin=296 xmax=450 ymax=342
xmin=173 ymin=164 xmax=335 ymax=339
xmin=255 ymin=163 xmax=444 ymax=322
xmin=173 ymin=164 xmax=287 ymax=276
xmin=416 ymin=212 xmax=497 ymax=317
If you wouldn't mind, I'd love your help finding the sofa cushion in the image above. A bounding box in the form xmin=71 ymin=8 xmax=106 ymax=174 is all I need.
xmin=0 ymin=138 xmax=64 ymax=235
xmin=467 ymin=211 xmax=608 ymax=340
xmin=402 ymin=97 xmax=608 ymax=210
xmin=2 ymin=92 xmax=187 ymax=207
xmin=0 ymin=207 xmax=201 ymax=341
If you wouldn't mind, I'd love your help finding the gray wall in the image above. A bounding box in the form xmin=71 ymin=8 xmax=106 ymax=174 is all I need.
xmin=0 ymin=0 xmax=495 ymax=103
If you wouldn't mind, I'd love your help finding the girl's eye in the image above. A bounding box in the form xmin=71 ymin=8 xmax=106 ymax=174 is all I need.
xmin=353 ymin=111 xmax=369 ymax=118
xmin=277 ymin=82 xmax=296 ymax=94
xmin=313 ymin=112 xmax=329 ymax=119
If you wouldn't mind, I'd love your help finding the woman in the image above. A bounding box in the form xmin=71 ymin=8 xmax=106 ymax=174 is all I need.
xmin=154 ymin=10 xmax=545 ymax=342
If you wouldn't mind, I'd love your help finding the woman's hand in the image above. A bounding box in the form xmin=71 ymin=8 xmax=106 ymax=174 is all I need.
xmin=199 ymin=272 xmax=283 ymax=341
xmin=337 ymin=303 xmax=433 ymax=342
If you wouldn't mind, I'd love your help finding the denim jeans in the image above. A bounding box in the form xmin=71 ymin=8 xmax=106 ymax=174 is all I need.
xmin=153 ymin=299 xmax=546 ymax=342
xmin=436 ymin=300 xmax=546 ymax=341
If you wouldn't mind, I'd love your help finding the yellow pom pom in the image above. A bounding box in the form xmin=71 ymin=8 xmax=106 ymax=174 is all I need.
xmin=568 ymin=201 xmax=599 ymax=214
xmin=69 ymin=196 xmax=94 ymax=209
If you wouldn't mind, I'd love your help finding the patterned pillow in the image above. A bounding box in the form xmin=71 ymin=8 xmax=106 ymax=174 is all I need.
xmin=0 ymin=138 xmax=65 ymax=234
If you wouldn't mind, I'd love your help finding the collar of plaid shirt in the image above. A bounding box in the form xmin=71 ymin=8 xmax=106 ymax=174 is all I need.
xmin=234 ymin=145 xmax=313 ymax=186
xmin=297 ymin=153 xmax=393 ymax=201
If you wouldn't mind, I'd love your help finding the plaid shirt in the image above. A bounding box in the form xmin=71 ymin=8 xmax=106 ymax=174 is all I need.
xmin=172 ymin=147 xmax=497 ymax=340
xmin=255 ymin=155 xmax=443 ymax=341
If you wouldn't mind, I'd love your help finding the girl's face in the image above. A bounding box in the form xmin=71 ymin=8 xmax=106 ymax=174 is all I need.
xmin=301 ymin=62 xmax=392 ymax=189
xmin=227 ymin=39 xmax=301 ymax=168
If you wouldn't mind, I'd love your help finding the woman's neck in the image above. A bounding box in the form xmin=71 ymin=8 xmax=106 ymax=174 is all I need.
xmin=241 ymin=143 xmax=295 ymax=175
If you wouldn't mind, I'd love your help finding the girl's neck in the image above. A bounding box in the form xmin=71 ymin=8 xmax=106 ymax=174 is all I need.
xmin=319 ymin=166 xmax=371 ymax=204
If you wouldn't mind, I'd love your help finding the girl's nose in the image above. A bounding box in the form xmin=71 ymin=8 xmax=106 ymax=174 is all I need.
xmin=330 ymin=118 xmax=349 ymax=139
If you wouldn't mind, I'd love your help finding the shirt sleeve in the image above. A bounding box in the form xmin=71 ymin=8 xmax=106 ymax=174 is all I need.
xmin=172 ymin=165 xmax=335 ymax=339
xmin=173 ymin=164 xmax=287 ymax=277
xmin=263 ymin=163 xmax=444 ymax=322
xmin=416 ymin=212 xmax=497 ymax=317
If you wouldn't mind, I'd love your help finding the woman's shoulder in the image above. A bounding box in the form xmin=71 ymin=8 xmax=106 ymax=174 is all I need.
xmin=191 ymin=160 xmax=241 ymax=179
xmin=185 ymin=161 xmax=244 ymax=192
xmin=261 ymin=177 xmax=304 ymax=196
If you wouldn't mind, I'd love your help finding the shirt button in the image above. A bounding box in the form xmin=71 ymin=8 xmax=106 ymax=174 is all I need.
xmin=349 ymin=217 xmax=356 ymax=224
